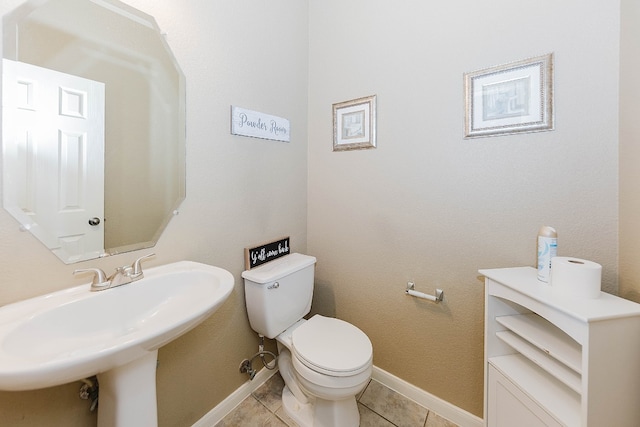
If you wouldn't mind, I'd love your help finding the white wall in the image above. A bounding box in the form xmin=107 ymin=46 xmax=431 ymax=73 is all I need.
xmin=307 ymin=0 xmax=620 ymax=416
xmin=0 ymin=1 xmax=308 ymax=425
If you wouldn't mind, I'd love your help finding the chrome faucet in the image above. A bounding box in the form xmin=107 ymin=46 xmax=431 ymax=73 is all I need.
xmin=74 ymin=253 xmax=155 ymax=291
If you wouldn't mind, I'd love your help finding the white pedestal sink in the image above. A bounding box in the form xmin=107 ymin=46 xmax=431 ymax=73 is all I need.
xmin=0 ymin=261 xmax=234 ymax=426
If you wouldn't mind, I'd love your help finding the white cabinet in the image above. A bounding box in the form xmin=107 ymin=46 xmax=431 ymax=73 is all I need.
xmin=480 ymin=267 xmax=640 ymax=427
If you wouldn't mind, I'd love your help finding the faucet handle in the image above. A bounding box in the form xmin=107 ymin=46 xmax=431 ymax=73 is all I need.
xmin=73 ymin=268 xmax=109 ymax=286
xmin=131 ymin=253 xmax=155 ymax=277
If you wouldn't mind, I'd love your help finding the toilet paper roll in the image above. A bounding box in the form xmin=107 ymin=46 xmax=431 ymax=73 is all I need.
xmin=550 ymin=257 xmax=602 ymax=299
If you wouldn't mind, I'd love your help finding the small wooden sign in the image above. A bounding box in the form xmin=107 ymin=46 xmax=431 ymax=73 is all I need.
xmin=231 ymin=106 xmax=290 ymax=142
xmin=244 ymin=237 xmax=290 ymax=270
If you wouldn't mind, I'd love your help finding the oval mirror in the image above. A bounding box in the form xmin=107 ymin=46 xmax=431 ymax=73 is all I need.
xmin=1 ymin=0 xmax=186 ymax=264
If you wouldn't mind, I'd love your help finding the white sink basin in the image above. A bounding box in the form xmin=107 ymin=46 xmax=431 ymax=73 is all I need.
xmin=0 ymin=260 xmax=233 ymax=425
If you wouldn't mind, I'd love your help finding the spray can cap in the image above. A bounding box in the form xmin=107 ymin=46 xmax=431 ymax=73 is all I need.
xmin=538 ymin=226 xmax=557 ymax=238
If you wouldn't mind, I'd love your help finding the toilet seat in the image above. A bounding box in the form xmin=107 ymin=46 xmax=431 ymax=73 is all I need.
xmin=292 ymin=315 xmax=372 ymax=377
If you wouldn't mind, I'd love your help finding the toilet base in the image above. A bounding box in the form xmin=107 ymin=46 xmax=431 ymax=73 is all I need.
xmin=282 ymin=386 xmax=314 ymax=426
xmin=282 ymin=385 xmax=360 ymax=427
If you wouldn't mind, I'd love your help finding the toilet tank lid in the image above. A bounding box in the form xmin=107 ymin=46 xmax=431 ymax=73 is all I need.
xmin=241 ymin=253 xmax=316 ymax=284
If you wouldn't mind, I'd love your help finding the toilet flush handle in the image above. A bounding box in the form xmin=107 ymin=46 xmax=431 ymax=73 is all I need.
xmin=267 ymin=282 xmax=280 ymax=290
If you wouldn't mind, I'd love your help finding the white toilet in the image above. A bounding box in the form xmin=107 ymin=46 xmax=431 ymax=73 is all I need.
xmin=242 ymin=253 xmax=373 ymax=427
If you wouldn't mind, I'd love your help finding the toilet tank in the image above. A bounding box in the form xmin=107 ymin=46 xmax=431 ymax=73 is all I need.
xmin=242 ymin=253 xmax=316 ymax=339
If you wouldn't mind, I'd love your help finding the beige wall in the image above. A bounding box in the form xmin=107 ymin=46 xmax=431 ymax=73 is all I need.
xmin=620 ymin=0 xmax=640 ymax=303
xmin=307 ymin=0 xmax=620 ymax=417
xmin=0 ymin=0 xmax=308 ymax=425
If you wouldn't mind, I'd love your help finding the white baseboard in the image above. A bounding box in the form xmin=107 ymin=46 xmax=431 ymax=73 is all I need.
xmin=371 ymin=366 xmax=483 ymax=427
xmin=193 ymin=365 xmax=484 ymax=427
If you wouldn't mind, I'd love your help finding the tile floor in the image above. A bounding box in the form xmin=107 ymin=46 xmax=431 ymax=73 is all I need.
xmin=215 ymin=372 xmax=460 ymax=427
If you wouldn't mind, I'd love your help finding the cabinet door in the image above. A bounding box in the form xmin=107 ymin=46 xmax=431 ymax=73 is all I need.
xmin=488 ymin=365 xmax=562 ymax=427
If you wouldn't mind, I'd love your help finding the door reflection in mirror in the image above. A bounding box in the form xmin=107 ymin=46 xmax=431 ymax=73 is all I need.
xmin=3 ymin=60 xmax=105 ymax=263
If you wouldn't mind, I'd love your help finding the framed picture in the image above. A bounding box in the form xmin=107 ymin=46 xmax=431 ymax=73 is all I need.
xmin=333 ymin=95 xmax=377 ymax=151
xmin=464 ymin=53 xmax=553 ymax=138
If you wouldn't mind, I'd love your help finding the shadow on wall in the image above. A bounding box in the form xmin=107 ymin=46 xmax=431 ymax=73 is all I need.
xmin=621 ymin=289 xmax=640 ymax=304
xmin=310 ymin=280 xmax=337 ymax=318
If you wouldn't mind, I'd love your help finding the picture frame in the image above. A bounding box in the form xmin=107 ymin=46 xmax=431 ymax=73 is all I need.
xmin=464 ymin=53 xmax=553 ymax=138
xmin=333 ymin=95 xmax=377 ymax=151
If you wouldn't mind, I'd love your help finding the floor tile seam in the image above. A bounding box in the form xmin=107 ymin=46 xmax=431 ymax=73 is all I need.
xmin=354 ymin=379 xmax=373 ymax=404
xmin=253 ymin=392 xmax=296 ymax=426
xmin=250 ymin=394 xmax=282 ymax=417
xmin=274 ymin=410 xmax=295 ymax=427
xmin=422 ymin=409 xmax=432 ymax=427
xmin=357 ymin=401 xmax=401 ymax=427
xmin=363 ymin=380 xmax=433 ymax=426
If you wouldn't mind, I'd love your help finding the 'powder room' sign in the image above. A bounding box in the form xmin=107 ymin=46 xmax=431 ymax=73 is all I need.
xmin=231 ymin=106 xmax=290 ymax=142
xmin=244 ymin=237 xmax=290 ymax=270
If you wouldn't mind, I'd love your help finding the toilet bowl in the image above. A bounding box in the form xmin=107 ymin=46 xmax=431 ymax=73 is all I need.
xmin=276 ymin=315 xmax=373 ymax=426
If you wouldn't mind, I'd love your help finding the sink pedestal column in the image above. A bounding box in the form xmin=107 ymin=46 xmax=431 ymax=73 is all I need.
xmin=97 ymin=350 xmax=159 ymax=427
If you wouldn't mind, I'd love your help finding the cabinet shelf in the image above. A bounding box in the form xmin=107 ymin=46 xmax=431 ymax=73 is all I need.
xmin=495 ymin=330 xmax=581 ymax=393
xmin=495 ymin=313 xmax=581 ymax=373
